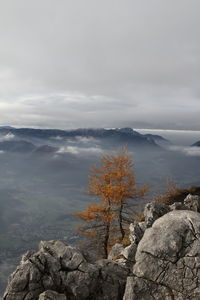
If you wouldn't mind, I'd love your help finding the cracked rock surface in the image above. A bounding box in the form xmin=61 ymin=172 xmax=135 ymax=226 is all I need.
xmin=124 ymin=210 xmax=200 ymax=300
xmin=3 ymin=240 xmax=129 ymax=300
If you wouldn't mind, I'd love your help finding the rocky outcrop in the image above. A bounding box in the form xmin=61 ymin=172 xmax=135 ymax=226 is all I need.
xmin=3 ymin=241 xmax=129 ymax=300
xmin=144 ymin=201 xmax=170 ymax=227
xmin=184 ymin=194 xmax=200 ymax=212
xmin=3 ymin=194 xmax=200 ymax=300
xmin=124 ymin=210 xmax=200 ymax=299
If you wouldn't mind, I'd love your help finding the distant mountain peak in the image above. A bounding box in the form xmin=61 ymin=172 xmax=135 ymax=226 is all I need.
xmin=116 ymin=127 xmax=141 ymax=135
xmin=0 ymin=126 xmax=15 ymax=129
xmin=191 ymin=141 xmax=200 ymax=147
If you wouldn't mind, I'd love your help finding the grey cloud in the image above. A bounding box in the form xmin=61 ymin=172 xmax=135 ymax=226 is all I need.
xmin=183 ymin=147 xmax=200 ymax=157
xmin=168 ymin=145 xmax=200 ymax=157
xmin=0 ymin=0 xmax=200 ymax=129
xmin=57 ymin=145 xmax=104 ymax=156
xmin=0 ymin=133 xmax=15 ymax=142
xmin=70 ymin=136 xmax=99 ymax=144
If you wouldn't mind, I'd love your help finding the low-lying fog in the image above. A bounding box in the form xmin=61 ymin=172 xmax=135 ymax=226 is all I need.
xmin=0 ymin=128 xmax=200 ymax=293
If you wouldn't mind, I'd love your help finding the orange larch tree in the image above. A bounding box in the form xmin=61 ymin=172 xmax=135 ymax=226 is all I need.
xmin=75 ymin=148 xmax=148 ymax=257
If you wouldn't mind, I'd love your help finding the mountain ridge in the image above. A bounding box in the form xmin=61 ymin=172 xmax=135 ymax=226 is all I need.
xmin=191 ymin=140 xmax=200 ymax=147
xmin=0 ymin=127 xmax=163 ymax=149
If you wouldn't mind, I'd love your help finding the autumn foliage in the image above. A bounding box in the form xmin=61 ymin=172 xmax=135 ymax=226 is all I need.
xmin=154 ymin=181 xmax=200 ymax=205
xmin=75 ymin=148 xmax=148 ymax=258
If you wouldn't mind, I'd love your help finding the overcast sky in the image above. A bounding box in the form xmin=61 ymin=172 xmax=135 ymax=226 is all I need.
xmin=0 ymin=0 xmax=200 ymax=129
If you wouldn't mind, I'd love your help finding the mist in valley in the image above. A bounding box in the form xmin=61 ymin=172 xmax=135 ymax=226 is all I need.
xmin=0 ymin=128 xmax=200 ymax=293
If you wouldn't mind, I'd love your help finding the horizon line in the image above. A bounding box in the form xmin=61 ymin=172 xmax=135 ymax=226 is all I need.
xmin=0 ymin=125 xmax=200 ymax=133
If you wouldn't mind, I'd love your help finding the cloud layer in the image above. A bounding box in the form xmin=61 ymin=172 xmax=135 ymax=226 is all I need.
xmin=57 ymin=146 xmax=103 ymax=156
xmin=0 ymin=133 xmax=15 ymax=142
xmin=168 ymin=145 xmax=200 ymax=157
xmin=0 ymin=0 xmax=200 ymax=129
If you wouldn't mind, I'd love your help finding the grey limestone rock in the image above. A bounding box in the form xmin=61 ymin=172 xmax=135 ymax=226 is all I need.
xmin=121 ymin=243 xmax=137 ymax=263
xmin=184 ymin=194 xmax=200 ymax=212
xmin=169 ymin=201 xmax=186 ymax=210
xmin=144 ymin=201 xmax=171 ymax=227
xmin=109 ymin=223 xmax=145 ymax=269
xmin=39 ymin=290 xmax=67 ymax=300
xmin=3 ymin=240 xmax=99 ymax=300
xmin=3 ymin=240 xmax=129 ymax=300
xmin=94 ymin=259 xmax=130 ymax=300
xmin=129 ymin=222 xmax=145 ymax=244
xmin=108 ymin=243 xmax=124 ymax=260
xmin=124 ymin=210 xmax=200 ymax=299
xmin=123 ymin=276 xmax=173 ymax=300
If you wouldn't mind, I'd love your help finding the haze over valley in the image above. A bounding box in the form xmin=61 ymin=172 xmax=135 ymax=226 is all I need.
xmin=0 ymin=126 xmax=200 ymax=292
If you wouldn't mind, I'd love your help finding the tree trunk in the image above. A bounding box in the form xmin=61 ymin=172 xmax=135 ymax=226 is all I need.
xmin=119 ymin=203 xmax=125 ymax=241
xmin=103 ymin=224 xmax=110 ymax=258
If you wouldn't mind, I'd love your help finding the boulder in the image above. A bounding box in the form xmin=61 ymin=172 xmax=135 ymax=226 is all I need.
xmin=39 ymin=290 xmax=67 ymax=300
xmin=184 ymin=194 xmax=200 ymax=212
xmin=144 ymin=201 xmax=170 ymax=227
xmin=3 ymin=240 xmax=129 ymax=300
xmin=124 ymin=210 xmax=200 ymax=299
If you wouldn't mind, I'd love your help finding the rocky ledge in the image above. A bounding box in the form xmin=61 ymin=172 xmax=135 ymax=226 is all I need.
xmin=2 ymin=194 xmax=200 ymax=300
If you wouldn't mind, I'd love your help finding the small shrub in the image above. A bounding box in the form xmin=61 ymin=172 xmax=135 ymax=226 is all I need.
xmin=154 ymin=182 xmax=200 ymax=206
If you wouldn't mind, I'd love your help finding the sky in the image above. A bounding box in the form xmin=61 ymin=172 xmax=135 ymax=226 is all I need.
xmin=0 ymin=0 xmax=200 ymax=130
